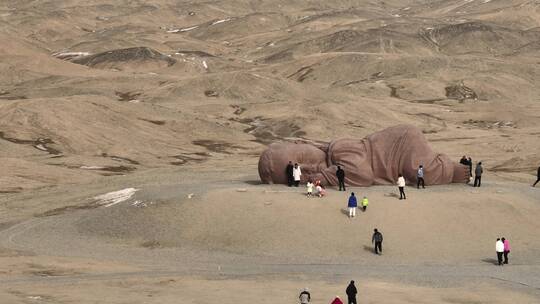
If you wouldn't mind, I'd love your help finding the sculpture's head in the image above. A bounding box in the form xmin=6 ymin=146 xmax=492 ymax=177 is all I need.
xmin=258 ymin=142 xmax=327 ymax=184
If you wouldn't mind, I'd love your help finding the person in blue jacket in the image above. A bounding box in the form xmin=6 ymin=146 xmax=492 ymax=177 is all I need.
xmin=348 ymin=192 xmax=357 ymax=218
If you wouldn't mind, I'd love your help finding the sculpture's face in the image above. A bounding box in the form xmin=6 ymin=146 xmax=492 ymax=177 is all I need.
xmin=258 ymin=143 xmax=327 ymax=184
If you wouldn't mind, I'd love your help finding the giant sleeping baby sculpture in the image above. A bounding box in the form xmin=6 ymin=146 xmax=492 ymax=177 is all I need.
xmin=258 ymin=125 xmax=469 ymax=186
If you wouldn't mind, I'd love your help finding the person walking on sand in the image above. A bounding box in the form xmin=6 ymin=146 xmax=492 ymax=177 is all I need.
xmin=397 ymin=174 xmax=406 ymax=199
xmin=417 ymin=165 xmax=425 ymax=189
xmin=346 ymin=280 xmax=357 ymax=304
xmin=361 ymin=196 xmax=368 ymax=212
xmin=496 ymin=238 xmax=504 ymax=266
xmin=533 ymin=165 xmax=540 ymax=187
xmin=331 ymin=296 xmax=343 ymax=304
xmin=474 ymin=162 xmax=483 ymax=187
xmin=336 ymin=165 xmax=346 ymax=191
xmin=348 ymin=192 xmax=357 ymax=218
xmin=286 ymin=161 xmax=294 ymax=187
xmin=372 ymin=228 xmax=383 ymax=255
xmin=299 ymin=288 xmax=311 ymax=304
xmin=502 ymin=237 xmax=510 ymax=264
xmin=293 ymin=163 xmax=302 ymax=187
xmin=306 ymin=180 xmax=314 ymax=197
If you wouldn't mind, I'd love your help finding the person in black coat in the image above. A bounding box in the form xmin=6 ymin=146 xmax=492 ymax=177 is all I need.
xmin=474 ymin=162 xmax=483 ymax=187
xmin=285 ymin=161 xmax=294 ymax=187
xmin=336 ymin=165 xmax=346 ymax=191
xmin=372 ymin=229 xmax=383 ymax=255
xmin=459 ymin=156 xmax=472 ymax=177
xmin=533 ymin=166 xmax=540 ymax=187
xmin=345 ymin=280 xmax=357 ymax=304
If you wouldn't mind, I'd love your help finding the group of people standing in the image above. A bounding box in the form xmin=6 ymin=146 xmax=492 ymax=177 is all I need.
xmin=495 ymin=237 xmax=511 ymax=266
xmin=286 ymin=161 xmax=302 ymax=187
xmin=459 ymin=156 xmax=484 ymax=187
xmin=299 ymin=280 xmax=359 ymax=304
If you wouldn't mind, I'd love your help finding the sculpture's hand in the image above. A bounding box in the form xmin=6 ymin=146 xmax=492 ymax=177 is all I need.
xmin=453 ymin=164 xmax=470 ymax=183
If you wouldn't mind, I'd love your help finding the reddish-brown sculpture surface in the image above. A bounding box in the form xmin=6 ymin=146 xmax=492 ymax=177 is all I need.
xmin=258 ymin=125 xmax=469 ymax=186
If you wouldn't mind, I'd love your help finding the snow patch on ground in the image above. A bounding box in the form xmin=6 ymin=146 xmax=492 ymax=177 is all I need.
xmin=93 ymin=188 xmax=138 ymax=208
xmin=166 ymin=26 xmax=199 ymax=33
xmin=80 ymin=166 xmax=106 ymax=170
xmin=211 ymin=18 xmax=232 ymax=25
xmin=34 ymin=144 xmax=48 ymax=152
xmin=52 ymin=51 xmax=91 ymax=60
xmin=180 ymin=26 xmax=198 ymax=32
xmin=131 ymin=200 xmax=154 ymax=208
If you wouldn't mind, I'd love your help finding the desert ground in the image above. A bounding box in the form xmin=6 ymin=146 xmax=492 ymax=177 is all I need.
xmin=1 ymin=0 xmax=540 ymax=303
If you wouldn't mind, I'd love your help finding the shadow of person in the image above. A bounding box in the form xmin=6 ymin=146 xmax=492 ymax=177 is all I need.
xmin=481 ymin=258 xmax=498 ymax=265
xmin=384 ymin=192 xmax=399 ymax=198
xmin=363 ymin=245 xmax=375 ymax=254
xmin=340 ymin=208 xmax=349 ymax=217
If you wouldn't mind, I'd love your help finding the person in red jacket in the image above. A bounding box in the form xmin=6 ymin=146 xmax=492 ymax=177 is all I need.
xmin=330 ymin=296 xmax=343 ymax=304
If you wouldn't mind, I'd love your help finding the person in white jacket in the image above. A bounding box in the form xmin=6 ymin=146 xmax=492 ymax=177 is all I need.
xmin=496 ymin=238 xmax=505 ymax=266
xmin=397 ymin=173 xmax=406 ymax=200
xmin=293 ymin=163 xmax=302 ymax=187
xmin=306 ymin=180 xmax=314 ymax=197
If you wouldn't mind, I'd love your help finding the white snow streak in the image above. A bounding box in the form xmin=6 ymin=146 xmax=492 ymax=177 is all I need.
xmin=80 ymin=166 xmax=106 ymax=170
xmin=93 ymin=188 xmax=138 ymax=208
xmin=180 ymin=26 xmax=198 ymax=32
xmin=52 ymin=51 xmax=90 ymax=60
xmin=166 ymin=26 xmax=198 ymax=33
xmin=211 ymin=18 xmax=232 ymax=25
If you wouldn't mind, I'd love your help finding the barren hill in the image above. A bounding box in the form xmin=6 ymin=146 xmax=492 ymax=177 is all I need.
xmin=1 ymin=0 xmax=539 ymax=192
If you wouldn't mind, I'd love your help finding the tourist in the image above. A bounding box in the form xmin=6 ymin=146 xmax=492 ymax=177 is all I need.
xmin=417 ymin=165 xmax=425 ymax=189
xmin=502 ymin=237 xmax=510 ymax=264
xmin=286 ymin=161 xmax=294 ymax=187
xmin=459 ymin=156 xmax=468 ymax=166
xmin=336 ymin=165 xmax=346 ymax=191
xmin=397 ymin=174 xmax=406 ymax=200
xmin=348 ymin=192 xmax=357 ymax=218
xmin=293 ymin=163 xmax=302 ymax=187
xmin=299 ymin=288 xmax=311 ymax=304
xmin=460 ymin=156 xmax=473 ymax=177
xmin=474 ymin=162 xmax=483 ymax=187
xmin=361 ymin=196 xmax=368 ymax=212
xmin=315 ymin=180 xmax=326 ymax=197
xmin=346 ymin=280 xmax=357 ymax=304
xmin=306 ymin=180 xmax=314 ymax=197
xmin=496 ymin=238 xmax=504 ymax=266
xmin=372 ymin=228 xmax=383 ymax=255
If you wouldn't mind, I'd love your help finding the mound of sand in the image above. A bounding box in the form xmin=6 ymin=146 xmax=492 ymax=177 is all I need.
xmin=420 ymin=21 xmax=540 ymax=55
xmin=72 ymin=47 xmax=176 ymax=71
xmin=72 ymin=185 xmax=540 ymax=264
